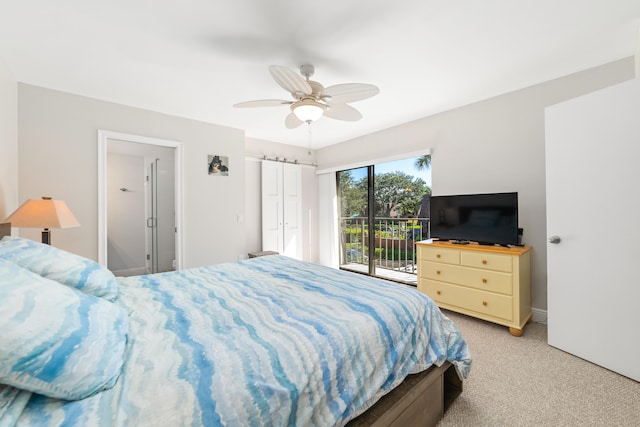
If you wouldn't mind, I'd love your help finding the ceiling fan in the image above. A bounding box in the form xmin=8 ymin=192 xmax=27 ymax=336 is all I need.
xmin=233 ymin=64 xmax=379 ymax=129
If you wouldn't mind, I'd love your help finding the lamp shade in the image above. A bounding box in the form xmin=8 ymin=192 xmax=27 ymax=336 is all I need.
xmin=292 ymin=99 xmax=325 ymax=122
xmin=4 ymin=197 xmax=80 ymax=229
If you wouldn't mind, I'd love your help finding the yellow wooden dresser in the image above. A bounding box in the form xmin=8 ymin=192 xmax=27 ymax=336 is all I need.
xmin=416 ymin=241 xmax=532 ymax=336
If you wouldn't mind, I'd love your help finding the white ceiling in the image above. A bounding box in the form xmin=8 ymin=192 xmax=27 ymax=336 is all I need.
xmin=0 ymin=1 xmax=638 ymax=149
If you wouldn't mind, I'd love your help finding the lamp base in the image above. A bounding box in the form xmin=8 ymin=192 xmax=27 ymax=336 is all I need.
xmin=41 ymin=228 xmax=51 ymax=245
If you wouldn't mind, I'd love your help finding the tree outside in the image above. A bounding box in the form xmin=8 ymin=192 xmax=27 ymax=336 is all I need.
xmin=338 ymin=166 xmax=431 ymax=219
xmin=414 ymin=154 xmax=431 ymax=171
xmin=338 ymin=169 xmax=368 ymax=218
xmin=374 ymin=171 xmax=430 ymax=218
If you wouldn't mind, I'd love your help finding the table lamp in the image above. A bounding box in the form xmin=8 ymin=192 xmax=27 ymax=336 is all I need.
xmin=3 ymin=197 xmax=80 ymax=245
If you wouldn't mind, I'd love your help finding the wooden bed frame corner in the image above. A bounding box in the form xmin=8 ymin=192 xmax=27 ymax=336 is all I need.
xmin=347 ymin=361 xmax=462 ymax=427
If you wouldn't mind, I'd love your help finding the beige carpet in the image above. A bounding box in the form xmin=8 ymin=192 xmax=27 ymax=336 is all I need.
xmin=438 ymin=310 xmax=640 ymax=427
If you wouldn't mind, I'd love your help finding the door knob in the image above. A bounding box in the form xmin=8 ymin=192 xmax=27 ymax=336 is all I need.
xmin=548 ymin=235 xmax=561 ymax=244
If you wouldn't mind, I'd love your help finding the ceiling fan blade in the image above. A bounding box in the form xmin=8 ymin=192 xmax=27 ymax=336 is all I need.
xmin=233 ymin=99 xmax=292 ymax=108
xmin=322 ymin=83 xmax=380 ymax=103
xmin=324 ymin=103 xmax=363 ymax=122
xmin=269 ymin=65 xmax=312 ymax=97
xmin=285 ymin=112 xmax=304 ymax=129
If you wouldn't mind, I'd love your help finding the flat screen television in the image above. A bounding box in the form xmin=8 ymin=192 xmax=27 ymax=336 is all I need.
xmin=429 ymin=192 xmax=519 ymax=246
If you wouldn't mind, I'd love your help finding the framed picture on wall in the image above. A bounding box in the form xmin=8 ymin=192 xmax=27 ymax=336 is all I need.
xmin=208 ymin=155 xmax=229 ymax=176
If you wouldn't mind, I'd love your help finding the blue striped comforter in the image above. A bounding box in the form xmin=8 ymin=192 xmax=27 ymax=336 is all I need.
xmin=11 ymin=255 xmax=471 ymax=426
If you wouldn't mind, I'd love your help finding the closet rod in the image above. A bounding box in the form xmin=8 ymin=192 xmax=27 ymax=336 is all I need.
xmin=245 ymin=153 xmax=317 ymax=167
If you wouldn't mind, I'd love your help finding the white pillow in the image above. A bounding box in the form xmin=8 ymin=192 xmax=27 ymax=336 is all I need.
xmin=0 ymin=236 xmax=118 ymax=301
xmin=0 ymin=259 xmax=128 ymax=400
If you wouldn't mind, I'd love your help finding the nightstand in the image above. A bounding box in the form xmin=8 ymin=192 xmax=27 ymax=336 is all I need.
xmin=248 ymin=251 xmax=279 ymax=258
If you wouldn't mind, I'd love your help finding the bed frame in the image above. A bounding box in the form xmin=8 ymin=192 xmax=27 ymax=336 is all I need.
xmin=0 ymin=222 xmax=462 ymax=426
xmin=347 ymin=361 xmax=462 ymax=427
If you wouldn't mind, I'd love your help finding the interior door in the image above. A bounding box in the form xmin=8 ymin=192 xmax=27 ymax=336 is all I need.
xmin=545 ymin=78 xmax=640 ymax=381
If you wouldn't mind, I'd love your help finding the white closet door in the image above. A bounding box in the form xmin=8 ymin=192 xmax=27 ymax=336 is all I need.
xmin=261 ymin=160 xmax=283 ymax=254
xmin=545 ymin=78 xmax=640 ymax=381
xmin=261 ymin=161 xmax=303 ymax=260
xmin=282 ymin=162 xmax=302 ymax=260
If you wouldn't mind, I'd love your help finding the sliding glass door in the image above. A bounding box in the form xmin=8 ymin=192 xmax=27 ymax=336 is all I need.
xmin=338 ymin=167 xmax=370 ymax=274
xmin=337 ymin=155 xmax=431 ymax=285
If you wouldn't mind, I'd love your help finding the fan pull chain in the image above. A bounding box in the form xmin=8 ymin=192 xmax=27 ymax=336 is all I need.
xmin=307 ymin=122 xmax=312 ymax=155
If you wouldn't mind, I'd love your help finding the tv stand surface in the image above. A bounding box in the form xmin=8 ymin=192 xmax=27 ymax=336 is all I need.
xmin=440 ymin=239 xmax=516 ymax=248
xmin=417 ymin=241 xmax=532 ymax=336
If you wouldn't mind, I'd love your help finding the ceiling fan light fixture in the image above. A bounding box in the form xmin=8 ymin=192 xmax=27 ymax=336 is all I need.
xmin=292 ymin=99 xmax=325 ymax=122
xmin=235 ymin=64 xmax=379 ymax=128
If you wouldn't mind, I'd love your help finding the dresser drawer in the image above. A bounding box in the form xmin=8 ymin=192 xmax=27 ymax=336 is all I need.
xmin=460 ymin=251 xmax=512 ymax=273
xmin=421 ymin=261 xmax=512 ymax=295
xmin=424 ymin=281 xmax=513 ymax=321
xmin=420 ymin=247 xmax=460 ymax=265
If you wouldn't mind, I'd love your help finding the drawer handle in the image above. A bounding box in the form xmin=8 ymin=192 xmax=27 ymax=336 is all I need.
xmin=482 ymin=301 xmax=488 ymax=306
xmin=482 ymin=260 xmax=487 ymax=265
xmin=437 ymin=290 xmax=442 ymax=295
xmin=436 ymin=254 xmax=441 ymax=258
xmin=436 ymin=270 xmax=441 ymax=275
xmin=482 ymin=278 xmax=488 ymax=284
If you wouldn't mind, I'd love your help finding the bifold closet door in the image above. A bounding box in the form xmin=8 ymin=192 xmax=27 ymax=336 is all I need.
xmin=261 ymin=160 xmax=302 ymax=259
xmin=261 ymin=160 xmax=283 ymax=255
xmin=281 ymin=162 xmax=302 ymax=259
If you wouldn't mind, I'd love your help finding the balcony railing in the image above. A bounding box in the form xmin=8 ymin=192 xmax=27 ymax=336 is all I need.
xmin=339 ymin=217 xmax=429 ymax=282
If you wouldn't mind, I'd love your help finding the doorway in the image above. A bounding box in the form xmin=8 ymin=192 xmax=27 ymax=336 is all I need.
xmin=98 ymin=130 xmax=183 ymax=274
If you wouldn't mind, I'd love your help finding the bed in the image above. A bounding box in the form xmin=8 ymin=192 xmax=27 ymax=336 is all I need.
xmin=0 ymin=226 xmax=471 ymax=427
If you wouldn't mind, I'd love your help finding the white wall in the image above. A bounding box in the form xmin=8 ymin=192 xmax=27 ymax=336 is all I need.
xmin=245 ymin=137 xmax=319 ymax=263
xmin=316 ymin=57 xmax=636 ymax=313
xmin=0 ymin=61 xmax=17 ymax=220
xmin=17 ymin=84 xmax=246 ymax=267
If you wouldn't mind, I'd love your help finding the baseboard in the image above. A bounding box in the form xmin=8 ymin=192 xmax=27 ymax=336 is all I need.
xmin=531 ymin=307 xmax=547 ymax=324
